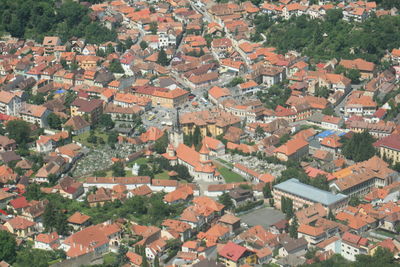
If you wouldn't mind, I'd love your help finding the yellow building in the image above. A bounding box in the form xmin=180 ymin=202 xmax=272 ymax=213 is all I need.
xmin=133 ymin=86 xmax=189 ymax=108
xmin=218 ymin=241 xmax=257 ymax=267
xmin=180 ymin=108 xmax=241 ymax=138
xmin=374 ymin=134 xmax=400 ymax=164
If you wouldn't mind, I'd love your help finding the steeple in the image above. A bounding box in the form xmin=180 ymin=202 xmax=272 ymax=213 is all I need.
xmin=169 ymin=107 xmax=183 ymax=148
xmin=199 ymin=144 xmax=209 ymax=162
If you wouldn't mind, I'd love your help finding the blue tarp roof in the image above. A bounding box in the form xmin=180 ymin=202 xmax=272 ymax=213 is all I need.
xmin=316 ymin=130 xmax=335 ymax=138
xmin=55 ymin=89 xmax=66 ymax=94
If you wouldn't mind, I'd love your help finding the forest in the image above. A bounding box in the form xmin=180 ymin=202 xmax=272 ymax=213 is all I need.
xmin=0 ymin=0 xmax=116 ymax=44
xmin=254 ymin=10 xmax=400 ymax=64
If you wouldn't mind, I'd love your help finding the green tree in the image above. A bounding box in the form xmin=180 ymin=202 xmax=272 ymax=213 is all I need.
xmin=348 ymin=196 xmax=361 ymax=207
xmin=289 ymin=216 xmax=298 ymax=238
xmin=315 ymin=86 xmax=330 ymax=98
xmin=107 ymin=132 xmax=119 ymax=146
xmin=112 ymin=161 xmax=126 ymax=177
xmin=109 ymin=59 xmax=124 ymax=73
xmin=14 ymin=248 xmax=55 ymax=267
xmin=157 ymin=48 xmax=168 ymax=66
xmin=149 ymin=22 xmax=158 ymax=34
xmin=218 ymin=192 xmax=234 ymax=210
xmin=0 ymin=230 xmax=17 ymax=263
xmin=255 ymin=126 xmax=265 ymax=138
xmin=138 ymin=164 xmax=153 ymax=178
xmin=341 ymin=131 xmax=376 ymax=162
xmin=43 ymin=201 xmax=69 ymax=235
xmin=47 ymin=113 xmax=62 ymax=130
xmin=172 ymin=165 xmax=192 ymax=181
xmin=140 ymin=40 xmax=148 ymax=50
xmin=227 ymin=77 xmax=245 ymax=87
xmin=322 ymin=107 xmax=335 ymax=116
xmin=6 ymin=120 xmax=31 ymax=144
xmin=99 ymin=114 xmax=115 ymax=130
xmin=263 ymin=183 xmax=272 ymax=198
xmin=25 ymin=184 xmax=44 ymax=201
xmin=47 ymin=173 xmax=59 ymax=185
xmin=154 ymin=133 xmax=168 ymax=154
xmin=192 ymin=127 xmax=202 ymax=148
xmin=346 ymin=68 xmax=361 ymax=84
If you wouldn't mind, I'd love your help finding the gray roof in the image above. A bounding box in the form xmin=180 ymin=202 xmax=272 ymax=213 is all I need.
xmin=273 ymin=178 xmax=348 ymax=206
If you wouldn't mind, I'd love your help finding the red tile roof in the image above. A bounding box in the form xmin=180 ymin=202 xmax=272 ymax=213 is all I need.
xmin=219 ymin=241 xmax=248 ymax=262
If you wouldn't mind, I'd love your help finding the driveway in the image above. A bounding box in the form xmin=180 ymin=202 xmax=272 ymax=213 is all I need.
xmin=239 ymin=207 xmax=285 ymax=228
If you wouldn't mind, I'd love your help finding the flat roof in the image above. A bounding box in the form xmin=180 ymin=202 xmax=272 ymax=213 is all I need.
xmin=273 ymin=178 xmax=348 ymax=206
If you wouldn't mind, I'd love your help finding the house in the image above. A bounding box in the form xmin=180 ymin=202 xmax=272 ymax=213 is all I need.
xmin=273 ymin=178 xmax=348 ymax=211
xmin=83 ymin=176 xmax=151 ymax=192
xmin=330 ymin=156 xmax=396 ymax=197
xmin=278 ymin=236 xmax=308 ymax=257
xmin=161 ymin=219 xmax=192 ymax=242
xmin=43 ymin=36 xmax=61 ymax=54
xmin=341 ymin=232 xmax=369 ymax=261
xmin=218 ymin=213 xmax=241 ymax=234
xmin=381 ymin=212 xmax=400 ymax=233
xmin=163 ymin=185 xmax=194 ymax=204
xmin=63 ymin=116 xmax=90 ymax=135
xmin=208 ymin=86 xmax=231 ymax=104
xmin=133 ymin=85 xmax=189 ymax=108
xmin=0 ymin=165 xmax=18 ymax=185
xmin=34 ymin=232 xmax=60 ymax=250
xmin=339 ymin=58 xmax=375 ymax=79
xmin=70 ymin=98 xmax=103 ymax=124
xmin=67 ymin=212 xmax=91 ymax=231
xmin=202 ymin=136 xmax=225 ymax=156
xmin=197 ymin=223 xmax=230 ymax=244
xmin=145 ymin=238 xmax=167 ymax=260
xmin=0 ymin=91 xmax=21 ymax=116
xmin=374 ymin=134 xmax=400 ymax=164
xmin=297 ymin=224 xmax=326 ymax=245
xmin=36 ymin=131 xmax=69 ymax=153
xmin=0 ymin=136 xmax=16 ymax=152
xmin=3 ymin=216 xmax=36 ymax=238
xmin=316 ymin=236 xmax=341 ymax=254
xmin=126 ymin=251 xmax=142 ymax=267
xmin=321 ymin=115 xmax=343 ymax=130
xmin=0 ymin=190 xmax=15 ymax=209
xmin=295 ymin=203 xmax=327 ymax=225
xmin=344 ymin=91 xmax=377 ymax=117
xmin=19 ymin=104 xmax=50 ymax=127
xmin=180 ymin=109 xmax=241 ymax=138
xmin=273 ymin=138 xmax=309 ymax=161
xmin=35 ymin=157 xmax=66 ymax=183
xmin=8 ymin=196 xmax=30 ymax=213
xmin=228 ymin=188 xmax=255 ymax=207
xmin=20 ymin=199 xmax=48 ymax=227
xmin=218 ymin=241 xmax=257 ymax=267
xmin=61 ymin=223 xmax=121 ymax=258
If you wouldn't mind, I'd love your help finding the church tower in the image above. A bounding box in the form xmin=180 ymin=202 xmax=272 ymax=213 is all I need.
xmin=169 ymin=108 xmax=184 ymax=148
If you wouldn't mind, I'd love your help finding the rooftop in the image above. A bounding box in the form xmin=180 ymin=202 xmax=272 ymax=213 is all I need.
xmin=274 ymin=178 xmax=348 ymax=206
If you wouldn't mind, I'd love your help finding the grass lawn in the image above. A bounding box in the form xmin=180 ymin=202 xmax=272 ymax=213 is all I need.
xmin=218 ymin=166 xmax=244 ymax=183
xmin=127 ymin=157 xmax=149 ymax=167
xmin=154 ymin=170 xmax=170 ymax=180
xmin=103 ymin=253 xmax=117 ymax=265
xmin=73 ymin=130 xmax=108 ymax=148
xmin=217 ymin=158 xmax=233 ymax=168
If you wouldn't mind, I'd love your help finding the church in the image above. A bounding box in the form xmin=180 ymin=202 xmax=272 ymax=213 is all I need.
xmin=163 ymin=108 xmax=222 ymax=182
xmin=163 ymin=143 xmax=222 ymax=182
